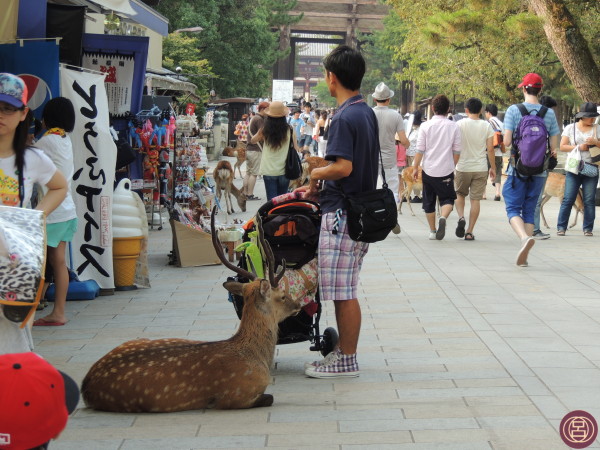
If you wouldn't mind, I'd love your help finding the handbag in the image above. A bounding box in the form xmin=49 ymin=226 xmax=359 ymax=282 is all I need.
xmin=580 ymin=162 xmax=599 ymax=177
xmin=338 ymin=126 xmax=398 ymax=243
xmin=284 ymin=126 xmax=302 ymax=180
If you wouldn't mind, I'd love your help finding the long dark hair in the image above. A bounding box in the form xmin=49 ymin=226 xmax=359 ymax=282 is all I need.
xmin=14 ymin=109 xmax=32 ymax=174
xmin=262 ymin=116 xmax=289 ymax=149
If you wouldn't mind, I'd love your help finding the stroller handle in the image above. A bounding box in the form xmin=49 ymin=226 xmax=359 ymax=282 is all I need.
xmin=257 ymin=192 xmax=320 ymax=217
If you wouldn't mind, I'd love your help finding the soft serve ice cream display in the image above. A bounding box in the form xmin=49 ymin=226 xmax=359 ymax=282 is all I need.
xmin=112 ymin=179 xmax=144 ymax=290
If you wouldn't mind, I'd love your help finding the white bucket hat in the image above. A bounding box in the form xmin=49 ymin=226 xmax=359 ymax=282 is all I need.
xmin=372 ymin=82 xmax=394 ymax=100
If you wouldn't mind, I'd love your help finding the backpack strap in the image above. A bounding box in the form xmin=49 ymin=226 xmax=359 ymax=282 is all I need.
xmin=537 ymin=105 xmax=548 ymax=119
xmin=517 ymin=103 xmax=548 ymax=119
xmin=516 ymin=103 xmax=529 ymax=117
xmin=17 ymin=160 xmax=24 ymax=208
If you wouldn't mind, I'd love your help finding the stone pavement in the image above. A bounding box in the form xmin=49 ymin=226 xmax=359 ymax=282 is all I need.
xmin=33 ymin=172 xmax=600 ymax=450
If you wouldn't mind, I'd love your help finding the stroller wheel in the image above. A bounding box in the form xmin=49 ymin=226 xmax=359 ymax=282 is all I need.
xmin=321 ymin=327 xmax=339 ymax=356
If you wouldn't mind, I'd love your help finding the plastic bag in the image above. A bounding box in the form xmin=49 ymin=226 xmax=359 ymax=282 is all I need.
xmin=0 ymin=206 xmax=46 ymax=325
xmin=565 ymin=146 xmax=582 ymax=175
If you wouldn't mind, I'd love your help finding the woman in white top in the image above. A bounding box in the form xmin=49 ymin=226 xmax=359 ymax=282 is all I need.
xmin=34 ymin=97 xmax=79 ymax=326
xmin=0 ymin=73 xmax=67 ymax=353
xmin=251 ymin=101 xmax=300 ymax=200
xmin=557 ymin=102 xmax=600 ymax=236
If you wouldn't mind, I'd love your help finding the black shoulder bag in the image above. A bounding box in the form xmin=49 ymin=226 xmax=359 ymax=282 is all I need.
xmin=337 ymin=111 xmax=398 ymax=243
xmin=284 ymin=126 xmax=302 ymax=180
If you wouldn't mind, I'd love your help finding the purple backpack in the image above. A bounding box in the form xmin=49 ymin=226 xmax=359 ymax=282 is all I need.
xmin=513 ymin=104 xmax=549 ymax=176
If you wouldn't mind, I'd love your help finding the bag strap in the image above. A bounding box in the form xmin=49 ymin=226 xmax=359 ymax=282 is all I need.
xmin=17 ymin=159 xmax=24 ymax=208
xmin=334 ymin=98 xmax=388 ymax=198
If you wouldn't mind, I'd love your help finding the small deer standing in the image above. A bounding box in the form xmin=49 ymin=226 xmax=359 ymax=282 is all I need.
xmin=221 ymin=142 xmax=246 ymax=179
xmin=398 ymin=167 xmax=423 ymax=216
xmin=213 ymin=160 xmax=247 ymax=214
xmin=81 ymin=210 xmax=301 ymax=412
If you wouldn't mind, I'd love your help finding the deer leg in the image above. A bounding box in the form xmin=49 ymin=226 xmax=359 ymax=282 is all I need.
xmin=539 ymin=195 xmax=551 ymax=229
xmin=569 ymin=190 xmax=584 ymax=229
xmin=252 ymin=394 xmax=274 ymax=408
xmin=226 ymin=191 xmax=234 ymax=214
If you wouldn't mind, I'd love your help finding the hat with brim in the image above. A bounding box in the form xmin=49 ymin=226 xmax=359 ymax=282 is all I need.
xmin=372 ymin=82 xmax=394 ymax=100
xmin=0 ymin=352 xmax=80 ymax=450
xmin=517 ymin=73 xmax=543 ymax=89
xmin=264 ymin=101 xmax=289 ymax=118
xmin=575 ymin=102 xmax=599 ymax=120
xmin=0 ymin=73 xmax=28 ymax=108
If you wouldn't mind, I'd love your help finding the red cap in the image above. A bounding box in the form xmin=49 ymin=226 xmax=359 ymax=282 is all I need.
xmin=0 ymin=353 xmax=77 ymax=450
xmin=518 ymin=73 xmax=543 ymax=88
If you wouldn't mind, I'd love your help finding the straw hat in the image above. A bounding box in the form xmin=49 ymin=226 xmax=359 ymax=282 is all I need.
xmin=264 ymin=101 xmax=289 ymax=118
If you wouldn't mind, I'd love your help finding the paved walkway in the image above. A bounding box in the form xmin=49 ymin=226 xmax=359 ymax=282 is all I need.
xmin=35 ymin=170 xmax=600 ymax=450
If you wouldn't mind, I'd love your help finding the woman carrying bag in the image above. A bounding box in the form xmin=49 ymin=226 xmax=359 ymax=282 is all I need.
xmin=250 ymin=101 xmax=301 ymax=200
xmin=557 ymin=102 xmax=600 ymax=236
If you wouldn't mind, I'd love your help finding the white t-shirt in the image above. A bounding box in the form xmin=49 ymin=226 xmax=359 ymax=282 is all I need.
xmin=562 ymin=123 xmax=599 ymax=164
xmin=488 ymin=117 xmax=504 ymax=157
xmin=0 ymin=148 xmax=56 ymax=209
xmin=407 ymin=126 xmax=420 ymax=157
xmin=0 ymin=147 xmax=56 ymax=354
xmin=373 ymin=106 xmax=405 ymax=168
xmin=35 ymin=134 xmax=77 ymax=223
xmin=300 ymin=111 xmax=315 ymax=136
xmin=456 ymin=118 xmax=494 ymax=172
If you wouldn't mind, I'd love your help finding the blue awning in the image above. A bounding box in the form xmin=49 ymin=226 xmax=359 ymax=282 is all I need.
xmin=129 ymin=0 xmax=168 ymax=36
xmin=86 ymin=0 xmax=169 ymax=36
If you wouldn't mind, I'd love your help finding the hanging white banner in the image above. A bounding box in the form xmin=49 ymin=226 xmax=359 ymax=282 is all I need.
xmin=60 ymin=66 xmax=117 ymax=290
xmin=82 ymin=52 xmax=135 ymax=116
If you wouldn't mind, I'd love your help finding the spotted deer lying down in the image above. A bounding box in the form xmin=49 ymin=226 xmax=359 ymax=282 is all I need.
xmin=81 ymin=209 xmax=301 ymax=412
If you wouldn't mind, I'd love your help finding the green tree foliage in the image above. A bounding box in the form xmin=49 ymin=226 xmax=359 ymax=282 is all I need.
xmin=384 ymin=0 xmax=599 ymax=105
xmin=312 ymin=81 xmax=336 ymax=109
xmin=156 ymin=0 xmax=297 ymax=99
xmin=360 ymin=11 xmax=408 ymax=107
xmin=162 ymin=33 xmax=213 ymax=100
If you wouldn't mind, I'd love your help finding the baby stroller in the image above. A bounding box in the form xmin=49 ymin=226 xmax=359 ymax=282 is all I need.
xmin=226 ymin=192 xmax=338 ymax=356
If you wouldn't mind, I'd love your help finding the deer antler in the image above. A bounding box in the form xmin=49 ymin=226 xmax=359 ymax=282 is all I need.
xmin=211 ymin=206 xmax=256 ymax=281
xmin=255 ymin=213 xmax=286 ymax=288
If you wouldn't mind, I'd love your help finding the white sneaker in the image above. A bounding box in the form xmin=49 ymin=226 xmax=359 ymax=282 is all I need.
xmin=304 ymin=348 xmax=340 ymax=370
xmin=429 ymin=231 xmax=437 ymax=240
xmin=516 ymin=237 xmax=535 ymax=267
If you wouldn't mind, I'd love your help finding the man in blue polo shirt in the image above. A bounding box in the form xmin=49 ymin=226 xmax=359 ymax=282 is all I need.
xmin=503 ymin=73 xmax=560 ymax=267
xmin=295 ymin=45 xmax=379 ymax=378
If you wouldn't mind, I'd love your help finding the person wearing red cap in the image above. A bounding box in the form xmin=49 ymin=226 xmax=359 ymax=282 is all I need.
xmin=502 ymin=73 xmax=560 ymax=266
xmin=0 ymin=73 xmax=68 ymax=354
xmin=0 ymin=352 xmax=79 ymax=449
xmin=243 ymin=101 xmax=269 ymax=200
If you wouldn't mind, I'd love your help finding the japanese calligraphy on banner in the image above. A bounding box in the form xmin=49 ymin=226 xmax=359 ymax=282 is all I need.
xmin=60 ymin=66 xmax=117 ymax=289
xmin=82 ymin=52 xmax=135 ymax=116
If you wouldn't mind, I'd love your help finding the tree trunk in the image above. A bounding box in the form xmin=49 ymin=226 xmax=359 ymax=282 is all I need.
xmin=528 ymin=0 xmax=600 ymax=102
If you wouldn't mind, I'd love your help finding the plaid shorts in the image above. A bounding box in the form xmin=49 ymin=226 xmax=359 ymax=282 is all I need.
xmin=318 ymin=211 xmax=369 ymax=301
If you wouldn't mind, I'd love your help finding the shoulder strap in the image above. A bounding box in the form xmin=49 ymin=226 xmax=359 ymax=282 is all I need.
xmin=537 ymin=105 xmax=548 ymax=119
xmin=516 ymin=103 xmax=529 ymax=117
xmin=17 ymin=156 xmax=24 ymax=208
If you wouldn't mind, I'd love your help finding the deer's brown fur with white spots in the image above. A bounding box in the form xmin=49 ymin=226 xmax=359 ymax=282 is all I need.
xmin=81 ymin=210 xmax=300 ymax=412
xmin=288 ymin=156 xmax=328 ymax=190
xmin=214 ymin=160 xmax=247 ymax=214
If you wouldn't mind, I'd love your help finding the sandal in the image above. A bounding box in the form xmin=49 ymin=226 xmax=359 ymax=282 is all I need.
xmin=584 ymin=231 xmax=593 ymax=237
xmin=246 ymin=195 xmax=261 ymax=201
xmin=464 ymin=232 xmax=475 ymax=241
xmin=455 ymin=217 xmax=466 ymax=238
xmin=557 ymin=230 xmax=566 ymax=236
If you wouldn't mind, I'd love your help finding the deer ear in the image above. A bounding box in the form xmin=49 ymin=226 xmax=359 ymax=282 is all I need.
xmin=259 ymin=279 xmax=271 ymax=299
xmin=223 ymin=281 xmax=244 ymax=296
